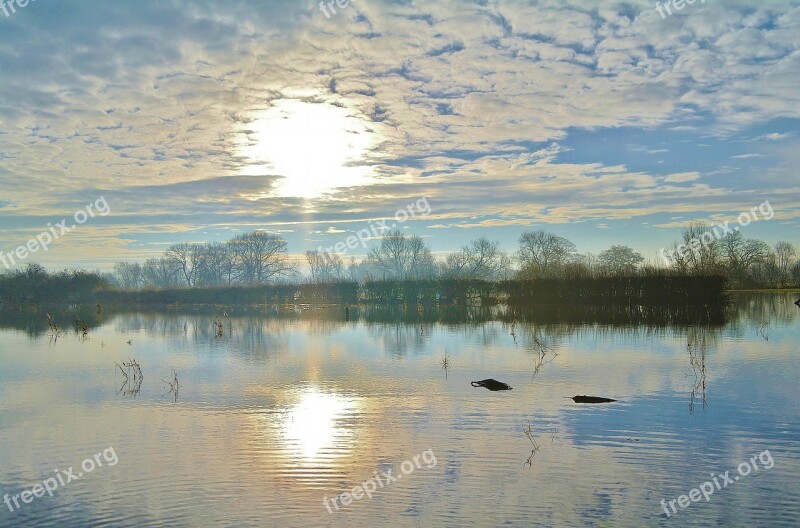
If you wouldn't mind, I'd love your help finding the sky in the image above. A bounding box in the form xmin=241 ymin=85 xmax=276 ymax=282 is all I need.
xmin=0 ymin=0 xmax=799 ymax=271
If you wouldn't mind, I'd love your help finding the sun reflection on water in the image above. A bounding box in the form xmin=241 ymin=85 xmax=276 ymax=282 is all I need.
xmin=281 ymin=388 xmax=357 ymax=460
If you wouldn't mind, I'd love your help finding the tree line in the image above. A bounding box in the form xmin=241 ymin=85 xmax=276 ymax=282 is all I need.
xmin=112 ymin=231 xmax=293 ymax=289
xmin=0 ymin=263 xmax=109 ymax=305
xmin=2 ymin=222 xmax=794 ymax=306
xmin=661 ymin=222 xmax=799 ymax=288
xmin=106 ymin=225 xmax=800 ymax=290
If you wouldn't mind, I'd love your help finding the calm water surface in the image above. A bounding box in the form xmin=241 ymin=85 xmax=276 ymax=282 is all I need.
xmin=1 ymin=293 xmax=799 ymax=527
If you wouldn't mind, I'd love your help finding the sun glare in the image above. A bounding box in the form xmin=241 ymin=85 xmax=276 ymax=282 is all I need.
xmin=239 ymin=100 xmax=376 ymax=199
xmin=282 ymin=389 xmax=356 ymax=459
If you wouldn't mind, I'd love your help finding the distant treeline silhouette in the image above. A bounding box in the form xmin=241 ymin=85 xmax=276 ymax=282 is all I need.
xmin=1 ymin=225 xmax=796 ymax=307
xmin=505 ymin=274 xmax=728 ymax=306
xmin=0 ymin=264 xmax=728 ymax=311
xmin=105 ymin=227 xmax=799 ymax=291
xmin=0 ymin=263 xmax=109 ymax=306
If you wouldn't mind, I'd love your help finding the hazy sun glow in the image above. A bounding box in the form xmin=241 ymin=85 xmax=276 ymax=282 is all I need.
xmin=282 ymin=389 xmax=356 ymax=459
xmin=239 ymin=100 xmax=376 ymax=199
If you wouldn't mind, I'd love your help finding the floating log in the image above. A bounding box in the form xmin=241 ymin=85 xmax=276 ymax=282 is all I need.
xmin=795 ymin=298 xmax=800 ymax=306
xmin=471 ymin=379 xmax=513 ymax=391
xmin=569 ymin=395 xmax=617 ymax=403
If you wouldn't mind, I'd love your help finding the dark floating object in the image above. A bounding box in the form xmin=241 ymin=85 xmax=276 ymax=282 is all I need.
xmin=569 ymin=395 xmax=617 ymax=404
xmin=471 ymin=379 xmax=513 ymax=391
xmin=795 ymin=298 xmax=800 ymax=306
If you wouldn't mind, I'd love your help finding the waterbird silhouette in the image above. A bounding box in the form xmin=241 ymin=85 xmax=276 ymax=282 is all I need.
xmin=471 ymin=379 xmax=513 ymax=391
xmin=567 ymin=395 xmax=617 ymax=404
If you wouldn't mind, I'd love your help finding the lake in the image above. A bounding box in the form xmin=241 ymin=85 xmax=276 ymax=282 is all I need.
xmin=1 ymin=293 xmax=799 ymax=527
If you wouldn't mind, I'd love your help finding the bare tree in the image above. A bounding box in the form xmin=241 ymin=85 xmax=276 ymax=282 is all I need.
xmin=306 ymin=250 xmax=324 ymax=283
xmin=195 ymin=242 xmax=237 ymax=286
xmin=142 ymin=258 xmax=181 ymax=288
xmin=752 ymin=252 xmax=782 ymax=287
xmin=406 ymin=235 xmax=437 ymax=279
xmin=517 ymin=230 xmax=577 ymax=277
xmin=721 ymin=232 xmax=770 ymax=270
xmin=443 ymin=237 xmax=508 ymax=280
xmin=113 ymin=262 xmax=144 ymax=290
xmin=497 ymin=253 xmax=514 ymax=280
xmin=669 ymin=222 xmax=722 ymax=275
xmin=366 ymin=230 xmax=436 ymax=280
xmin=775 ymin=241 xmax=797 ymax=282
xmin=164 ymin=243 xmax=203 ymax=287
xmin=598 ymin=245 xmax=644 ymax=275
xmin=720 ymin=231 xmax=771 ymax=284
xmin=228 ymin=232 xmax=293 ymax=284
xmin=344 ymin=257 xmax=366 ymax=283
xmin=305 ymin=250 xmax=345 ymax=282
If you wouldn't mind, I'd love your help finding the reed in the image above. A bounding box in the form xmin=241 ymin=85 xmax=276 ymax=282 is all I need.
xmin=115 ymin=358 xmax=143 ymax=398
xmin=162 ymin=368 xmax=180 ymax=402
xmin=213 ymin=318 xmax=224 ymax=338
xmin=522 ymin=421 xmax=541 ymax=468
xmin=74 ymin=317 xmax=89 ymax=339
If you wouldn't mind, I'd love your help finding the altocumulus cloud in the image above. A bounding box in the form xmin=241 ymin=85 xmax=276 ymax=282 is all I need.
xmin=0 ymin=0 xmax=799 ymax=268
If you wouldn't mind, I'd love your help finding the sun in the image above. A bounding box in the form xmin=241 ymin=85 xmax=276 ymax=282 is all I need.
xmin=239 ymin=100 xmax=376 ymax=199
